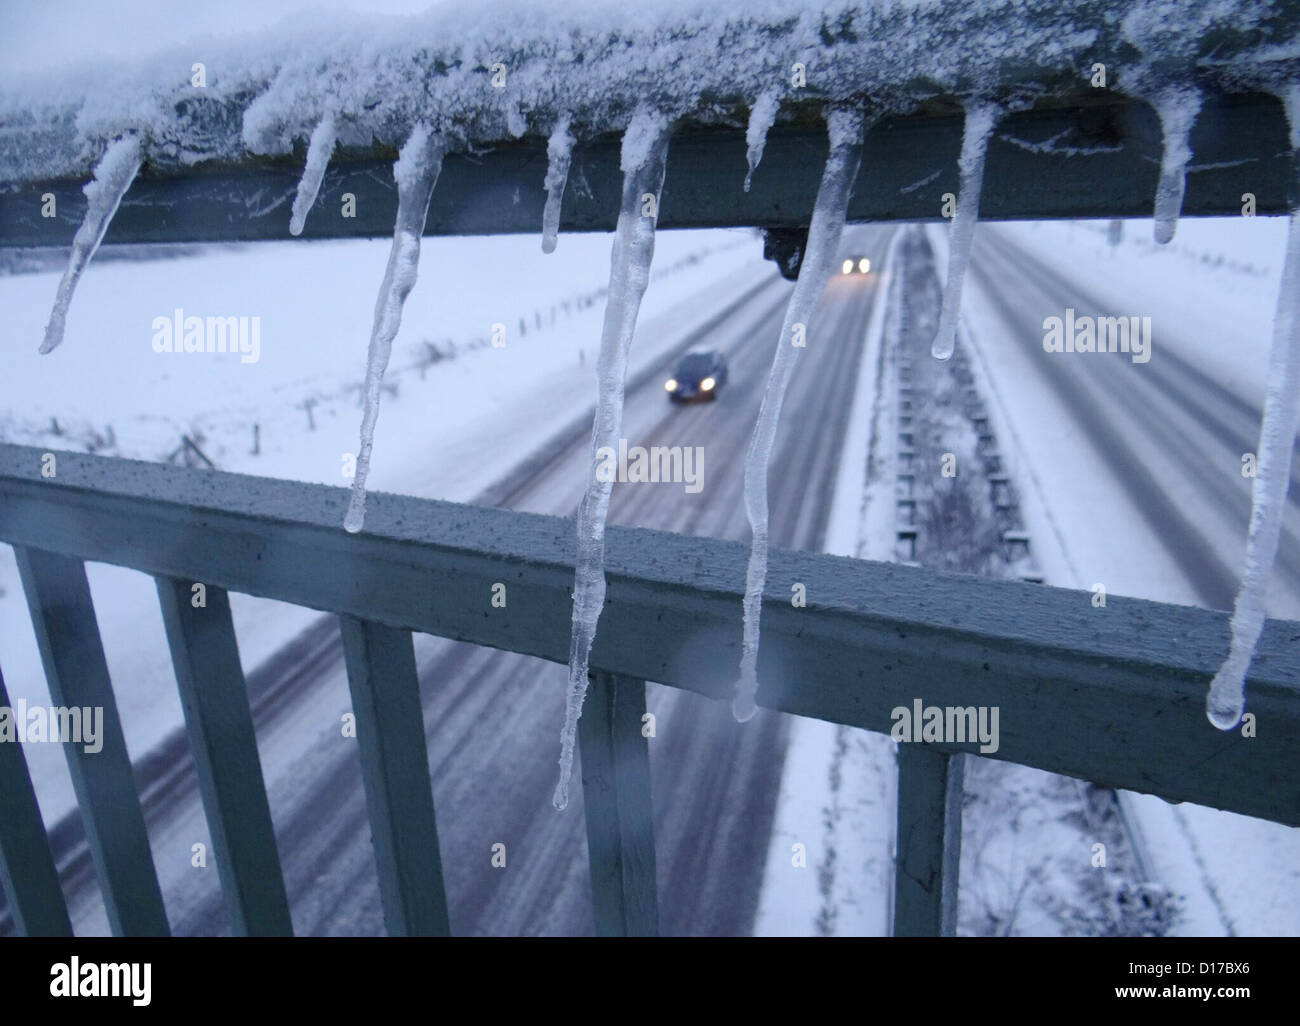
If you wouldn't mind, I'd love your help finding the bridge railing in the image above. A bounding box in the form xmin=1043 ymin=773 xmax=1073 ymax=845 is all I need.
xmin=0 ymin=444 xmax=1296 ymax=936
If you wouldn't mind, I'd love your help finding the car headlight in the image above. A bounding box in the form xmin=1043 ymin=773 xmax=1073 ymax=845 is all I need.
xmin=859 ymin=258 xmax=871 ymax=274
xmin=665 ymin=378 xmax=678 ymax=391
xmin=700 ymin=376 xmax=716 ymax=391
xmin=841 ymin=258 xmax=853 ymax=275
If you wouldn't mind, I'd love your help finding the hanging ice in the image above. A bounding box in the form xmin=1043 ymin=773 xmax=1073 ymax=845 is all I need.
xmin=1206 ymin=84 xmax=1300 ymax=729
xmin=507 ymin=103 xmax=528 ymax=140
xmin=553 ymin=108 xmax=670 ymax=810
xmin=289 ymin=116 xmax=338 ymax=236
xmin=343 ymin=124 xmax=444 ymax=534
xmin=541 ymin=116 xmax=573 ymax=254
xmin=930 ymin=99 xmax=999 ymax=361
xmin=1150 ymin=86 xmax=1200 ymax=245
xmin=744 ymin=92 xmax=779 ymax=193
xmin=39 ymin=134 xmax=144 ymax=355
xmin=733 ymin=106 xmax=865 ymax=724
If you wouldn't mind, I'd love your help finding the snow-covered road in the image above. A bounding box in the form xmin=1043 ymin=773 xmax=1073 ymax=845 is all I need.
xmin=958 ymin=221 xmax=1300 ymax=936
xmin=7 ymin=225 xmax=895 ymax=936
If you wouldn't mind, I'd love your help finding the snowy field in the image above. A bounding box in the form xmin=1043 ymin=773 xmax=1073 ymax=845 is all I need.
xmin=0 ymin=227 xmax=765 ymax=828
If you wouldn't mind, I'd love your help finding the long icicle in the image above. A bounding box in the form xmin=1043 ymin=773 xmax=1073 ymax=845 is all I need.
xmin=553 ymin=108 xmax=670 ymax=811
xmin=733 ymin=106 xmax=865 ymax=724
xmin=1206 ymin=83 xmax=1300 ymax=729
xmin=343 ymin=124 xmax=444 ymax=533
xmin=290 ymin=115 xmax=338 ymax=236
xmin=1150 ymin=85 xmax=1201 ymax=245
xmin=930 ymin=98 xmax=999 ymax=360
xmin=541 ymin=115 xmax=574 ymax=254
xmin=39 ymin=134 xmax=144 ymax=354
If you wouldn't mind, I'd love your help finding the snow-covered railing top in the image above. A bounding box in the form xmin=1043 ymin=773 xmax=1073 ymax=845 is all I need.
xmin=2 ymin=0 xmax=1299 ymax=244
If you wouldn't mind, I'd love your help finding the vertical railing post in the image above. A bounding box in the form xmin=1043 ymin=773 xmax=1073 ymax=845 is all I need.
xmin=0 ymin=663 xmax=73 ymax=936
xmin=14 ymin=547 xmax=170 ymax=936
xmin=338 ymin=616 xmax=451 ymax=936
xmin=579 ymin=671 xmax=659 ymax=937
xmin=156 ymin=576 xmax=293 ymax=936
xmin=893 ymin=746 xmax=963 ymax=937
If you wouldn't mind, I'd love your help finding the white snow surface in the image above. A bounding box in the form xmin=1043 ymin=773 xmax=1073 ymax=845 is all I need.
xmin=734 ymin=107 xmax=863 ymax=723
xmin=2 ymin=1 xmax=1293 ymax=185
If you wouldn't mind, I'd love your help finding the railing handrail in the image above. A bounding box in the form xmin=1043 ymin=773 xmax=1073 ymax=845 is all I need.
xmin=2 ymin=442 xmax=1296 ymax=830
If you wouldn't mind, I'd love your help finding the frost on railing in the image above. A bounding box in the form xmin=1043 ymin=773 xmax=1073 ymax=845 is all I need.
xmin=16 ymin=1 xmax=1298 ymax=360
xmin=4 ymin=1 xmax=1295 ymax=188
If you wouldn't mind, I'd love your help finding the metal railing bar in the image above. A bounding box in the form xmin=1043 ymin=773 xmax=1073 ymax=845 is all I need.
xmin=338 ymin=616 xmax=451 ymax=936
xmin=12 ymin=546 xmax=170 ymax=936
xmin=578 ymin=672 xmax=659 ymax=937
xmin=893 ymin=747 xmax=964 ymax=937
xmin=155 ymin=576 xmax=293 ymax=936
xmin=0 ymin=445 xmax=1296 ymax=827
xmin=0 ymin=662 xmax=73 ymax=936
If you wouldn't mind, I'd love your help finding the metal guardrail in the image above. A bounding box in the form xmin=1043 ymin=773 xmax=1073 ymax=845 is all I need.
xmin=0 ymin=445 xmax=1296 ymax=937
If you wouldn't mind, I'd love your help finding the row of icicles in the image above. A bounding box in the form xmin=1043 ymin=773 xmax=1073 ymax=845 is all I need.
xmin=35 ymin=86 xmax=1300 ymax=809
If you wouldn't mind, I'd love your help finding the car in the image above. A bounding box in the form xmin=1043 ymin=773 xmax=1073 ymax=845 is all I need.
xmin=840 ymin=256 xmax=872 ymax=275
xmin=665 ymin=349 xmax=728 ymax=402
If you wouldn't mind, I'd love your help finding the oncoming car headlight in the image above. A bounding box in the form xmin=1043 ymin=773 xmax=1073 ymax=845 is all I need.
xmin=665 ymin=378 xmax=678 ymax=391
xmin=700 ymin=376 xmax=716 ymax=391
xmin=859 ymin=258 xmax=871 ymax=273
xmin=841 ymin=258 xmax=853 ymax=275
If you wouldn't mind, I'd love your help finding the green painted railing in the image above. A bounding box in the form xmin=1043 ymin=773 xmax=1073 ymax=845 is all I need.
xmin=0 ymin=445 xmax=1296 ymax=937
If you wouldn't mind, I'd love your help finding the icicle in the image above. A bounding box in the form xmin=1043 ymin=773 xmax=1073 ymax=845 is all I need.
xmin=289 ymin=116 xmax=338 ymax=236
xmin=553 ymin=108 xmax=670 ymax=811
xmin=343 ymin=124 xmax=444 ymax=534
xmin=507 ymin=103 xmax=528 ymax=140
xmin=1206 ymin=84 xmax=1300 ymax=729
xmin=1150 ymin=85 xmax=1201 ymax=245
xmin=930 ymin=98 xmax=999 ymax=361
xmin=541 ymin=116 xmax=573 ymax=254
xmin=733 ymin=107 xmax=865 ymax=724
xmin=744 ymin=91 xmax=779 ymax=192
xmin=39 ymin=134 xmax=144 ymax=355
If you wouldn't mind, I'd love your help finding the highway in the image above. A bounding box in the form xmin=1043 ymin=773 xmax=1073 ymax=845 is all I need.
xmin=9 ymin=225 xmax=896 ymax=936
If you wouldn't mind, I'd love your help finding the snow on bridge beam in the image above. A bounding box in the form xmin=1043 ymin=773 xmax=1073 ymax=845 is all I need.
xmin=1 ymin=443 xmax=1297 ymax=829
xmin=0 ymin=90 xmax=1289 ymax=248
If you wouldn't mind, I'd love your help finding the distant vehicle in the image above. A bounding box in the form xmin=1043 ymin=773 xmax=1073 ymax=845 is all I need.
xmin=665 ymin=349 xmax=728 ymax=402
xmin=841 ymin=256 xmax=872 ymax=275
